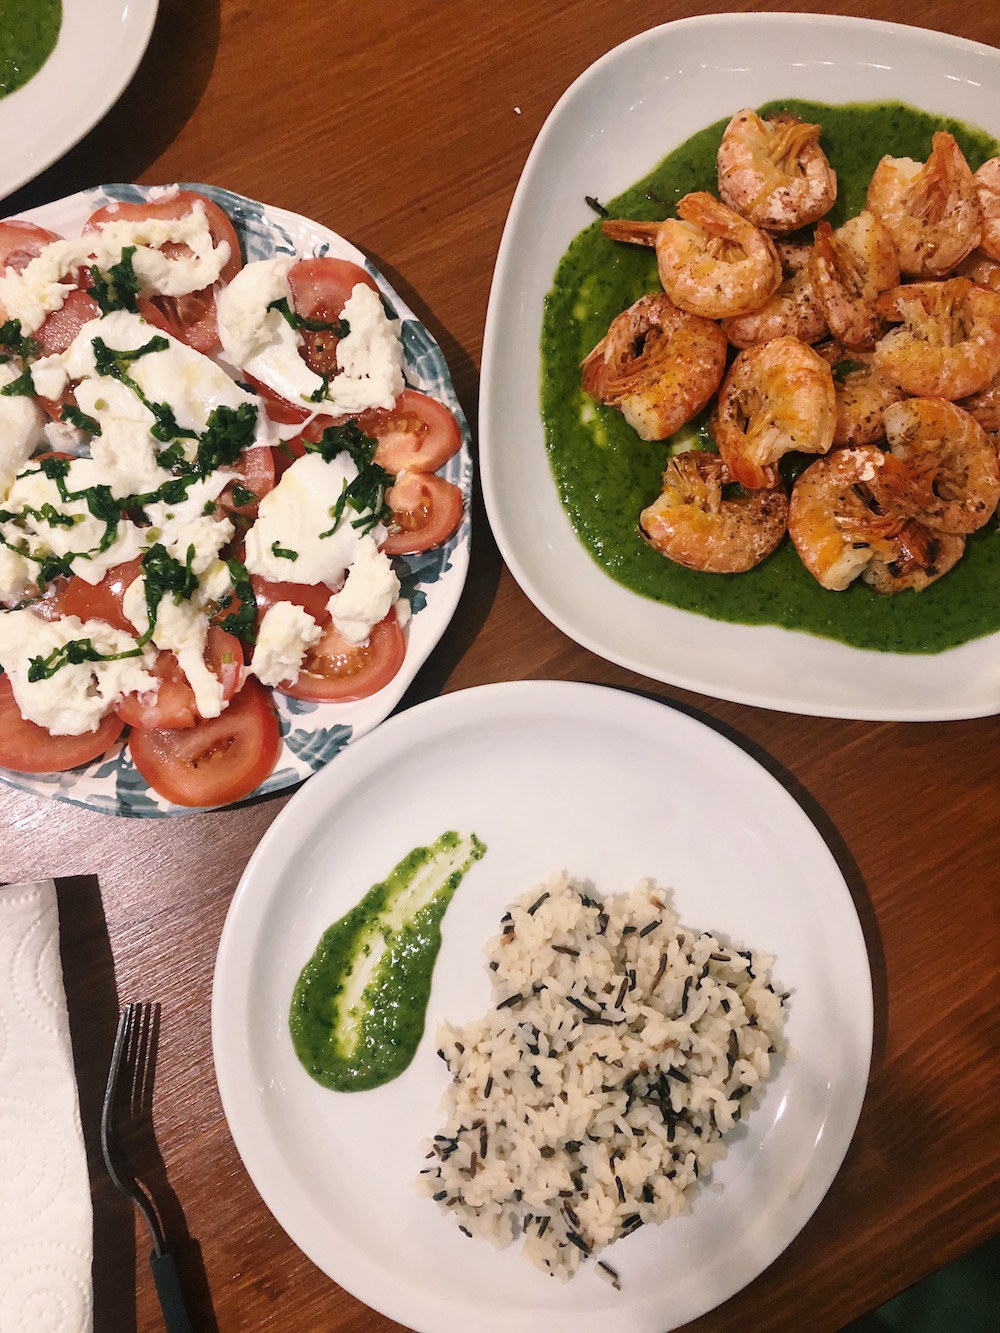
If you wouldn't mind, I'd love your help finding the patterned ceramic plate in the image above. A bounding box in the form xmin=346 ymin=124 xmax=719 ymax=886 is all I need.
xmin=0 ymin=184 xmax=472 ymax=816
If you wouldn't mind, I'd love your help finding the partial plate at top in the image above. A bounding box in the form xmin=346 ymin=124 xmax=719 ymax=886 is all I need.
xmin=0 ymin=0 xmax=158 ymax=200
xmin=479 ymin=15 xmax=1000 ymax=720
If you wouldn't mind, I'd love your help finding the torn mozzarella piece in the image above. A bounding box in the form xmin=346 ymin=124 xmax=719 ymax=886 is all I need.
xmin=325 ymin=536 xmax=399 ymax=645
xmin=0 ymin=361 xmax=45 ymax=498
xmin=324 ymin=284 xmax=404 ymax=414
xmin=251 ymin=601 xmax=323 ymax=687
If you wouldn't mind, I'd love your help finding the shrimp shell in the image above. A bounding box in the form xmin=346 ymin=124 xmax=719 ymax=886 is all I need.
xmin=881 ymin=397 xmax=1000 ymax=534
xmin=712 ymin=336 xmax=837 ymax=488
xmin=814 ymin=341 xmax=906 ymax=447
xmin=602 ymin=193 xmax=782 ymax=320
xmin=866 ymin=131 xmax=982 ymax=277
xmin=638 ymin=451 xmax=788 ymax=573
xmin=974 ymin=158 xmax=1000 ymax=262
xmin=580 ymin=293 xmax=727 ymax=440
xmin=874 ymin=278 xmax=1000 ymax=400
xmin=862 ymin=521 xmax=965 ymax=594
xmin=809 ymin=212 xmax=900 ymax=350
xmin=717 ymin=109 xmax=837 ymax=234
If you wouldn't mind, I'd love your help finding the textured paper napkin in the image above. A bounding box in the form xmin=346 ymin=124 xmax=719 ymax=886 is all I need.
xmin=0 ymin=879 xmax=93 ymax=1333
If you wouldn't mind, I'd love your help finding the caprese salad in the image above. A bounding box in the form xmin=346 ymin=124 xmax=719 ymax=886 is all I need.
xmin=0 ymin=189 xmax=465 ymax=809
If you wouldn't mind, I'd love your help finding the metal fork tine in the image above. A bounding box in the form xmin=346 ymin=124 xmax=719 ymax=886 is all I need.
xmin=102 ymin=1002 xmax=166 ymax=1256
xmin=132 ymin=1002 xmax=151 ymax=1118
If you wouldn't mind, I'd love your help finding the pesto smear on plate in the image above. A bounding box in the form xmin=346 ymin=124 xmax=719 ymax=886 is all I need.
xmin=290 ymin=831 xmax=487 ymax=1091
xmin=540 ymin=101 xmax=1000 ymax=654
xmin=0 ymin=0 xmax=60 ymax=98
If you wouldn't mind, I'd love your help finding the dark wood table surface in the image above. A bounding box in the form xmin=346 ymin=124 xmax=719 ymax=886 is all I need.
xmin=3 ymin=0 xmax=1000 ymax=1329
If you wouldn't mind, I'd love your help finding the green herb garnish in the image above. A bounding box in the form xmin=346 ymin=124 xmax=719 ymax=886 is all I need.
xmin=0 ymin=319 xmax=40 ymax=362
xmin=87 ymin=246 xmax=141 ymax=314
xmin=61 ymin=404 xmax=102 ymax=435
xmin=267 ymin=297 xmax=349 ymax=338
xmin=1 ymin=367 xmax=35 ymax=398
xmin=308 ymin=422 xmax=391 ymax=537
xmin=271 ymin=541 xmax=299 ymax=562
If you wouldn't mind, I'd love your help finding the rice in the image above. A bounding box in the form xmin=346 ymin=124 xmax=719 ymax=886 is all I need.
xmin=417 ymin=873 xmax=787 ymax=1282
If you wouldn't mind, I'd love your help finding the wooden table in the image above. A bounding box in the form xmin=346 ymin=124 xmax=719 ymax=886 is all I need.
xmin=3 ymin=0 xmax=1000 ymax=1328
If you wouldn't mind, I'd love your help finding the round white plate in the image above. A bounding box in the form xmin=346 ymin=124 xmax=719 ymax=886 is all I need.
xmin=0 ymin=183 xmax=472 ymax=815
xmin=0 ymin=0 xmax=158 ymax=200
xmin=479 ymin=15 xmax=1000 ymax=721
xmin=212 ymin=681 xmax=873 ymax=1332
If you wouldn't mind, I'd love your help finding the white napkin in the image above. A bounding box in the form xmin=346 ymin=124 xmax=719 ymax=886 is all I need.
xmin=0 ymin=880 xmax=93 ymax=1333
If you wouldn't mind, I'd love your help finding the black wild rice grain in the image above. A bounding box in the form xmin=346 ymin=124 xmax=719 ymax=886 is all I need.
xmin=666 ymin=1066 xmax=690 ymax=1083
xmin=552 ymin=944 xmax=580 ymax=956
xmin=538 ymin=1216 xmax=550 ymax=1236
xmin=496 ymin=993 xmax=523 ymax=1009
xmin=567 ymin=1231 xmax=591 ymax=1255
xmin=615 ymin=1175 xmax=625 ymax=1203
xmin=484 ymin=1075 xmax=493 ymax=1098
xmin=433 ymin=1190 xmax=448 ymax=1201
xmin=459 ymin=1225 xmax=472 ymax=1238
xmin=528 ymin=892 xmax=549 ymax=915
xmin=615 ymin=977 xmax=629 ymax=1007
xmin=680 ymin=976 xmax=693 ymax=1015
xmin=710 ymin=952 xmax=729 ymax=962
xmin=639 ymin=920 xmax=658 ymax=938
xmin=585 ymin=194 xmax=609 ymax=217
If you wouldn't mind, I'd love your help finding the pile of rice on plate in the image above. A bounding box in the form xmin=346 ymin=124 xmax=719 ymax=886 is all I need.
xmin=418 ymin=873 xmax=788 ymax=1287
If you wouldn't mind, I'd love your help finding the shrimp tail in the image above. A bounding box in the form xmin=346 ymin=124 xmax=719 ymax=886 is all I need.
xmin=600 ymin=218 xmax=661 ymax=247
xmin=768 ymin=116 xmax=823 ymax=169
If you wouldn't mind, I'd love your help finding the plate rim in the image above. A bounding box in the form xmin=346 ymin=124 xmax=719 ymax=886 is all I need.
xmin=211 ymin=678 xmax=875 ymax=1332
xmin=479 ymin=12 xmax=1000 ymax=723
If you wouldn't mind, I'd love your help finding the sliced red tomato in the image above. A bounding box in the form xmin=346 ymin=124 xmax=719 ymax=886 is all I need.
xmin=357 ymin=390 xmax=462 ymax=475
xmin=115 ymin=628 xmax=244 ymax=730
xmin=36 ymin=287 xmax=102 ymax=359
xmin=288 ymin=257 xmax=381 ymax=374
xmin=0 ymin=220 xmax=60 ymax=273
xmin=83 ymin=191 xmax=242 ymax=353
xmin=246 ymin=373 xmax=313 ymax=427
xmin=0 ymin=675 xmax=124 ymax=773
xmin=383 ymin=472 xmax=463 ymax=555
xmin=216 ymin=446 xmax=276 ymax=519
xmin=128 ymin=677 xmax=281 ymax=808
xmin=55 ymin=558 xmax=144 ymax=634
xmin=251 ymin=575 xmax=333 ymax=627
xmin=277 ymin=608 xmax=404 ymax=702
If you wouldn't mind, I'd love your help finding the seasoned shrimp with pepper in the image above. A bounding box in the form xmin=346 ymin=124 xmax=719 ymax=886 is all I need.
xmin=638 ymin=451 xmax=788 ymax=573
xmin=874 ymin=278 xmax=1000 ymax=400
xmin=602 ymin=192 xmax=782 ymax=320
xmin=580 ymin=293 xmax=727 ymax=440
xmin=716 ymin=109 xmax=837 ymax=234
xmin=974 ymin=158 xmax=1000 ymax=262
xmin=881 ymin=397 xmax=1000 ymax=534
xmin=712 ymin=336 xmax=837 ymax=488
xmin=815 ymin=341 xmax=906 ymax=447
xmin=866 ymin=132 xmax=981 ymax=277
xmin=721 ymin=247 xmax=826 ymax=349
xmin=809 ymin=212 xmax=900 ymax=350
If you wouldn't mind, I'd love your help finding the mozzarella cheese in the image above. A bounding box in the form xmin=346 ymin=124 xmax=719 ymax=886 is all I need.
xmin=0 ymin=609 xmax=156 ymax=735
xmin=325 ymin=536 xmax=399 ymax=645
xmin=0 ymin=360 xmax=45 ymax=498
xmin=325 ymin=283 xmax=405 ymax=414
xmin=251 ymin=601 xmax=323 ymax=687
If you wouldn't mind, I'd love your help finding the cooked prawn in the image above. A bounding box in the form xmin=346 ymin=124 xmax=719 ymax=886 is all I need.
xmin=955 ymin=248 xmax=1000 ymax=291
xmin=808 ymin=212 xmax=900 ymax=350
xmin=580 ymin=293 xmax=727 ymax=440
xmin=638 ymin=451 xmax=788 ymax=573
xmin=721 ymin=262 xmax=826 ymax=349
xmin=874 ymin=278 xmax=1000 ymax=399
xmin=866 ymin=131 xmax=981 ymax=277
xmin=716 ymin=109 xmax=837 ymax=234
xmin=974 ymin=158 xmax=1000 ymax=262
xmin=788 ymin=444 xmax=960 ymax=592
xmin=881 ymin=397 xmax=1000 ymax=534
xmin=814 ymin=341 xmax=905 ymax=447
xmin=602 ymin=192 xmax=782 ymax=320
xmin=711 ymin=336 xmax=836 ymax=488
xmin=958 ymin=372 xmax=1000 ymax=434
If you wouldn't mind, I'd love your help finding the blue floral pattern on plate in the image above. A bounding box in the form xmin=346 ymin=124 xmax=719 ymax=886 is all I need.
xmin=2 ymin=184 xmax=473 ymax=816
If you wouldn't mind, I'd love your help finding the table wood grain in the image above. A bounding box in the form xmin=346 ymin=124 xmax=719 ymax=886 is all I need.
xmin=3 ymin=1 xmax=1000 ymax=1329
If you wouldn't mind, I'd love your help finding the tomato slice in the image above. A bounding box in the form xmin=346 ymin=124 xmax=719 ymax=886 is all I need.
xmin=128 ymin=677 xmax=281 ymax=808
xmin=356 ymin=389 xmax=462 ymax=475
xmin=55 ymin=558 xmax=144 ymax=634
xmin=83 ymin=191 xmax=242 ymax=353
xmin=382 ymin=472 xmax=463 ymax=555
xmin=36 ymin=286 xmax=102 ymax=358
xmin=246 ymin=372 xmax=313 ymax=427
xmin=0 ymin=220 xmax=60 ymax=273
xmin=0 ymin=674 xmax=124 ymax=773
xmin=276 ymin=608 xmax=404 ymax=702
xmin=252 ymin=576 xmax=333 ymax=627
xmin=116 ymin=628 xmax=244 ymax=730
xmin=216 ymin=446 xmax=276 ymax=519
xmin=287 ymin=256 xmax=381 ymax=370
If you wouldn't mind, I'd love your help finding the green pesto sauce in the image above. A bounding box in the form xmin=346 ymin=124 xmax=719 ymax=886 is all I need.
xmin=290 ymin=831 xmax=487 ymax=1092
xmin=0 ymin=0 xmax=61 ymax=98
xmin=541 ymin=100 xmax=1000 ymax=654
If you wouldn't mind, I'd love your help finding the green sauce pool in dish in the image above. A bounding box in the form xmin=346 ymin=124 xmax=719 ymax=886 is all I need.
xmin=0 ymin=0 xmax=61 ymax=99
xmin=290 ymin=831 xmax=487 ymax=1091
xmin=540 ymin=101 xmax=1000 ymax=654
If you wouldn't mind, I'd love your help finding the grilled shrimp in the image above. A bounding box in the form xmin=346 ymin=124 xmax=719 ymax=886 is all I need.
xmin=955 ymin=248 xmax=1000 ymax=291
xmin=809 ymin=212 xmax=900 ymax=350
xmin=638 ymin=451 xmax=788 ymax=573
xmin=959 ymin=372 xmax=1000 ymax=434
xmin=602 ymin=192 xmax=782 ymax=320
xmin=874 ymin=278 xmax=1000 ymax=400
xmin=716 ymin=109 xmax=837 ymax=234
xmin=881 ymin=397 xmax=1000 ymax=534
xmin=866 ymin=132 xmax=981 ymax=277
xmin=815 ymin=341 xmax=906 ymax=447
xmin=580 ymin=293 xmax=727 ymax=440
xmin=974 ymin=158 xmax=1000 ymax=262
xmin=788 ymin=444 xmax=962 ymax=593
xmin=712 ymin=336 xmax=837 ymax=488
xmin=721 ymin=258 xmax=826 ymax=349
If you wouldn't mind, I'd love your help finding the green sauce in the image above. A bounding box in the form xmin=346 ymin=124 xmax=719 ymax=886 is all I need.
xmin=0 ymin=0 xmax=61 ymax=99
xmin=540 ymin=101 xmax=1000 ymax=654
xmin=289 ymin=831 xmax=487 ymax=1091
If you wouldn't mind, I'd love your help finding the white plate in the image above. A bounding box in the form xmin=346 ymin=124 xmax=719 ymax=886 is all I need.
xmin=479 ymin=15 xmax=1000 ymax=721
xmin=0 ymin=0 xmax=158 ymax=200
xmin=212 ymin=681 xmax=873 ymax=1332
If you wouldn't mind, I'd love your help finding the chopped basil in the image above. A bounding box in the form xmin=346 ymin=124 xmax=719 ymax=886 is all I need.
xmin=214 ymin=558 xmax=256 ymax=642
xmin=308 ymin=374 xmax=330 ymax=404
xmin=1 ymin=367 xmax=35 ymax=398
xmin=231 ymin=483 xmax=256 ymax=508
xmin=267 ymin=297 xmax=349 ymax=338
xmin=0 ymin=319 xmax=40 ymax=362
xmin=137 ymin=542 xmax=198 ymax=644
xmin=61 ymin=404 xmax=102 ymax=435
xmin=201 ymin=500 xmax=217 ymax=516
xmin=0 ymin=502 xmax=76 ymax=529
xmin=27 ymin=635 xmax=144 ymax=683
xmin=308 ymin=421 xmax=391 ymax=537
xmin=195 ymin=402 xmax=259 ymax=473
xmin=271 ymin=541 xmax=299 ymax=562
xmin=87 ymin=246 xmax=141 ymax=315
xmin=832 ymin=359 xmax=866 ymax=381
xmin=92 ymin=336 xmax=199 ymax=444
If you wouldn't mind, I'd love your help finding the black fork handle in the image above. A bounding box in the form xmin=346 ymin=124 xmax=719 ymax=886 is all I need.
xmin=149 ymin=1248 xmax=195 ymax=1333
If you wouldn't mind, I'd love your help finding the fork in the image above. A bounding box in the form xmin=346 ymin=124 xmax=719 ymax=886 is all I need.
xmin=102 ymin=1002 xmax=195 ymax=1333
